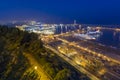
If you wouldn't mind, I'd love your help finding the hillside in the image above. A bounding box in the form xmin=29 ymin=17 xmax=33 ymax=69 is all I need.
xmin=0 ymin=26 xmax=90 ymax=80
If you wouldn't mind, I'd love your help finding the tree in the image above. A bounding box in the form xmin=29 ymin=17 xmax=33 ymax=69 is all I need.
xmin=43 ymin=63 xmax=56 ymax=78
xmin=54 ymin=68 xmax=71 ymax=80
xmin=0 ymin=39 xmax=5 ymax=52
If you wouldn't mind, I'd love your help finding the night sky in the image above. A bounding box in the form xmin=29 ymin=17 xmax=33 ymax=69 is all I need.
xmin=0 ymin=0 xmax=120 ymax=24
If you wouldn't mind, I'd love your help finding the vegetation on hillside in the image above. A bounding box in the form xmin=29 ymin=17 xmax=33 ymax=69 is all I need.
xmin=0 ymin=25 xmax=90 ymax=80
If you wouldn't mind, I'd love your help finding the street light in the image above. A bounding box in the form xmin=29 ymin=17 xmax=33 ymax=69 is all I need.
xmin=58 ymin=46 xmax=61 ymax=49
xmin=34 ymin=66 xmax=37 ymax=70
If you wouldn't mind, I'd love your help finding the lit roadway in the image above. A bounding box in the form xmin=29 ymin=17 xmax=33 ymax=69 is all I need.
xmin=57 ymin=38 xmax=120 ymax=65
xmin=44 ymin=45 xmax=100 ymax=80
xmin=24 ymin=53 xmax=52 ymax=80
xmin=55 ymin=37 xmax=120 ymax=80
xmin=41 ymin=30 xmax=120 ymax=80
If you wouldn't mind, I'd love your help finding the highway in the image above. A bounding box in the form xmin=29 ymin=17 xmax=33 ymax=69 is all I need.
xmin=41 ymin=29 xmax=120 ymax=80
xmin=44 ymin=45 xmax=101 ymax=80
xmin=56 ymin=37 xmax=120 ymax=80
xmin=57 ymin=37 xmax=120 ymax=65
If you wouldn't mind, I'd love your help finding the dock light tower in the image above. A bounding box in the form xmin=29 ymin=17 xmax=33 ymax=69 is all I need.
xmin=79 ymin=25 xmax=82 ymax=29
xmin=65 ymin=26 xmax=68 ymax=32
xmin=74 ymin=20 xmax=77 ymax=25
xmin=60 ymin=24 xmax=63 ymax=34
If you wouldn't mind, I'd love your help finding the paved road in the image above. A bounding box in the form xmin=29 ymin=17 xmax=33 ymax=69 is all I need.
xmin=24 ymin=53 xmax=52 ymax=80
xmin=56 ymin=38 xmax=120 ymax=80
xmin=57 ymin=38 xmax=120 ymax=65
xmin=44 ymin=45 xmax=101 ymax=80
xmin=42 ymin=33 xmax=120 ymax=80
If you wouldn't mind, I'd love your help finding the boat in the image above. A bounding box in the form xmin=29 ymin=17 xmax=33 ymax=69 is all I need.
xmin=87 ymin=30 xmax=101 ymax=35
xmin=74 ymin=33 xmax=96 ymax=40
